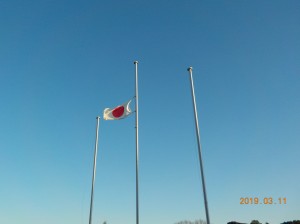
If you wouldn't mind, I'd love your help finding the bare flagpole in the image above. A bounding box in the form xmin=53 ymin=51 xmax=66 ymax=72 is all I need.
xmin=187 ymin=67 xmax=210 ymax=224
xmin=134 ymin=61 xmax=140 ymax=224
xmin=88 ymin=116 xmax=100 ymax=224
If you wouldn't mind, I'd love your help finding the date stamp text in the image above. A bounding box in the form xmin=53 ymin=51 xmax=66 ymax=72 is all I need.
xmin=240 ymin=197 xmax=287 ymax=205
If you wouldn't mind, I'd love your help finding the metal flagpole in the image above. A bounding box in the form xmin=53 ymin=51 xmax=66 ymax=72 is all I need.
xmin=134 ymin=61 xmax=140 ymax=224
xmin=88 ymin=116 xmax=100 ymax=224
xmin=187 ymin=67 xmax=211 ymax=224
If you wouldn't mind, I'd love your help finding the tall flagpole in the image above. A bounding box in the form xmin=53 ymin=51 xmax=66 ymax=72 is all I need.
xmin=88 ymin=116 xmax=100 ymax=224
xmin=187 ymin=67 xmax=211 ymax=224
xmin=134 ymin=61 xmax=140 ymax=224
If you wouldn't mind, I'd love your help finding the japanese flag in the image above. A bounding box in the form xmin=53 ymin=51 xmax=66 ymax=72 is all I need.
xmin=103 ymin=100 xmax=132 ymax=120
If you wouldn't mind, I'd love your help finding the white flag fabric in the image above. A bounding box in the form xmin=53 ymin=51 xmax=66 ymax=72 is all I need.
xmin=103 ymin=100 xmax=132 ymax=120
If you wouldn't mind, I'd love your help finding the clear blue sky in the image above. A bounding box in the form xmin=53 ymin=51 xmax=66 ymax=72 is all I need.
xmin=1 ymin=1 xmax=299 ymax=224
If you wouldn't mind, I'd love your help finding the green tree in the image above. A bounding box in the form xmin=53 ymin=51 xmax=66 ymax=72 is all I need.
xmin=281 ymin=221 xmax=300 ymax=224
xmin=250 ymin=220 xmax=261 ymax=224
xmin=227 ymin=222 xmax=246 ymax=224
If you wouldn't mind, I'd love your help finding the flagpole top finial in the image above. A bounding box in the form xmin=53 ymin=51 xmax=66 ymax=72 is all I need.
xmin=96 ymin=116 xmax=100 ymax=120
xmin=187 ymin=67 xmax=193 ymax=72
xmin=134 ymin=61 xmax=138 ymax=64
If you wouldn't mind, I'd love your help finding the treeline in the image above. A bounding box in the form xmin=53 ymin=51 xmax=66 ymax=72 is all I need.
xmin=228 ymin=220 xmax=300 ymax=224
xmin=174 ymin=219 xmax=300 ymax=224
xmin=281 ymin=221 xmax=300 ymax=224
xmin=174 ymin=220 xmax=206 ymax=224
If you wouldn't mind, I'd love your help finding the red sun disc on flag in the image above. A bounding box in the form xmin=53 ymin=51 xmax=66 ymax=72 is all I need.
xmin=112 ymin=106 xmax=125 ymax=118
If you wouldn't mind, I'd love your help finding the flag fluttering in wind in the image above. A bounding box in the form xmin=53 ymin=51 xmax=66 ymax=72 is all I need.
xmin=103 ymin=100 xmax=132 ymax=120
xmin=88 ymin=62 xmax=139 ymax=224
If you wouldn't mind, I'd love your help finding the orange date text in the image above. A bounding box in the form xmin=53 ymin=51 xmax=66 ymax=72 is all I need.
xmin=240 ymin=197 xmax=286 ymax=205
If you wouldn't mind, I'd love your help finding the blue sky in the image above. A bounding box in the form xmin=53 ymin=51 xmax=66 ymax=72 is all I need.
xmin=1 ymin=1 xmax=299 ymax=224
